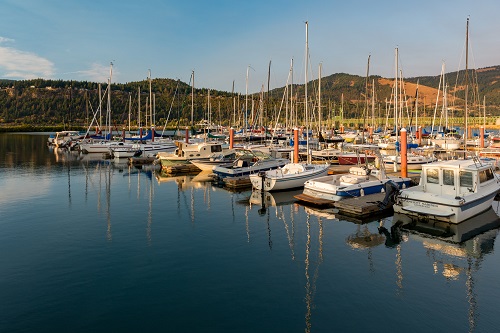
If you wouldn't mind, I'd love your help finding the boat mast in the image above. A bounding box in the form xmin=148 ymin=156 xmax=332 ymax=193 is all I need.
xmin=245 ymin=65 xmax=249 ymax=135
xmin=191 ymin=70 xmax=194 ymax=128
xmin=98 ymin=83 xmax=102 ymax=133
xmin=305 ymin=21 xmax=310 ymax=163
xmin=137 ymin=87 xmax=141 ymax=134
xmin=318 ymin=62 xmax=322 ymax=136
xmin=464 ymin=17 xmax=469 ymax=147
xmin=107 ymin=62 xmax=113 ymax=139
xmin=394 ymin=48 xmax=398 ymax=141
xmin=128 ymin=93 xmax=131 ymax=133
xmin=364 ymin=54 xmax=370 ymax=143
xmin=149 ymin=69 xmax=152 ymax=127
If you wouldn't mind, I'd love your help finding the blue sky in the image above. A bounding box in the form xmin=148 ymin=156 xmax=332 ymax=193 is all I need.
xmin=1 ymin=0 xmax=499 ymax=94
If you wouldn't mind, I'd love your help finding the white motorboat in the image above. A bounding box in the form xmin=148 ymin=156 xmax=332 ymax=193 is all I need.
xmin=212 ymin=149 xmax=289 ymax=179
xmin=156 ymin=141 xmax=227 ymax=167
xmin=297 ymin=165 xmax=411 ymax=204
xmin=190 ymin=150 xmax=239 ymax=171
xmin=295 ymin=145 xmax=412 ymax=204
xmin=393 ymin=159 xmax=500 ymax=224
xmin=250 ymin=162 xmax=329 ymax=191
xmin=52 ymin=131 xmax=83 ymax=148
xmin=383 ymin=152 xmax=437 ymax=170
xmin=80 ymin=140 xmax=134 ymax=154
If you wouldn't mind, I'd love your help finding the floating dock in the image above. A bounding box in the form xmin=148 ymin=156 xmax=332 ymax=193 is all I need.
xmin=161 ymin=163 xmax=201 ymax=174
xmin=223 ymin=176 xmax=252 ymax=189
xmin=334 ymin=192 xmax=389 ymax=217
xmin=295 ymin=191 xmax=394 ymax=218
xmin=128 ymin=157 xmax=156 ymax=166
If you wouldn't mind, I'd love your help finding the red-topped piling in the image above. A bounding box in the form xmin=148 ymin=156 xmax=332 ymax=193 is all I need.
xmin=401 ymin=128 xmax=407 ymax=178
xmin=294 ymin=128 xmax=299 ymax=163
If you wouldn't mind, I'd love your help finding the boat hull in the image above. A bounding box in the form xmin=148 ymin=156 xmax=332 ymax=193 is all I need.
xmin=302 ymin=175 xmax=411 ymax=202
xmin=249 ymin=164 xmax=329 ymax=191
xmin=338 ymin=155 xmax=375 ymax=165
xmin=394 ymin=187 xmax=498 ymax=224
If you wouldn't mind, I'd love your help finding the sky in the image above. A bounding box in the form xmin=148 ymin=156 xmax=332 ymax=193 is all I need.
xmin=1 ymin=0 xmax=499 ymax=94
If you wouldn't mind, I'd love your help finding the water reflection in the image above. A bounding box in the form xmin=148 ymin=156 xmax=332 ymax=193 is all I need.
xmin=393 ymin=202 xmax=500 ymax=332
xmin=247 ymin=189 xmax=327 ymax=333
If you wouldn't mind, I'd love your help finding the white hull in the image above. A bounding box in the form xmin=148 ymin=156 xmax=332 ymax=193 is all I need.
xmin=394 ymin=159 xmax=500 ymax=224
xmin=394 ymin=186 xmax=498 ymax=224
xmin=249 ymin=163 xmax=329 ymax=191
xmin=80 ymin=141 xmax=133 ymax=154
xmin=383 ymin=154 xmax=437 ymax=170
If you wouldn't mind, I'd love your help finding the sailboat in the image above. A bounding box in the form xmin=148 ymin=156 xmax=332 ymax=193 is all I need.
xmin=393 ymin=19 xmax=500 ymax=224
xmin=249 ymin=22 xmax=329 ymax=191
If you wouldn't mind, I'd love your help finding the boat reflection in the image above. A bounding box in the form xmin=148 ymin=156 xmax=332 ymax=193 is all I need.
xmin=394 ymin=201 xmax=500 ymax=244
xmin=391 ymin=202 xmax=500 ymax=332
xmin=155 ymin=171 xmax=213 ymax=190
xmin=249 ymin=189 xmax=302 ymax=208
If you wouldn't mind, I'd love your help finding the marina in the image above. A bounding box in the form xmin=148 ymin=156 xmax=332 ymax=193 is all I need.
xmin=2 ymin=133 xmax=500 ymax=332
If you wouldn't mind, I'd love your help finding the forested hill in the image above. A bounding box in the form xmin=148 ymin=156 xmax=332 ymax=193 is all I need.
xmin=1 ymin=65 xmax=499 ymax=129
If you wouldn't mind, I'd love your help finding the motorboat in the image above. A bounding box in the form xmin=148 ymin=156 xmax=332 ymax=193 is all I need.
xmin=393 ymin=158 xmax=500 ymax=224
xmin=295 ymin=145 xmax=411 ymax=204
xmin=298 ymin=165 xmax=411 ymax=203
xmin=212 ymin=149 xmax=289 ymax=179
xmin=249 ymin=162 xmax=329 ymax=191
xmin=190 ymin=150 xmax=239 ymax=171
xmin=156 ymin=141 xmax=228 ymax=167
xmin=383 ymin=152 xmax=437 ymax=170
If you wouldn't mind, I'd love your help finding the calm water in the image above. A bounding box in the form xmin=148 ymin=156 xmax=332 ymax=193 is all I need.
xmin=1 ymin=133 xmax=500 ymax=333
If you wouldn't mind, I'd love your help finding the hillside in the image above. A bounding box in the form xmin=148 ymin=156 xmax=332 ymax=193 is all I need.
xmin=1 ymin=66 xmax=499 ymax=129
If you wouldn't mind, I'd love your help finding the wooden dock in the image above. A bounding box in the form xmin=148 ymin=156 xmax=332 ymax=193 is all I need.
xmin=128 ymin=157 xmax=156 ymax=166
xmin=295 ymin=191 xmax=394 ymax=218
xmin=223 ymin=176 xmax=252 ymax=189
xmin=294 ymin=193 xmax=336 ymax=207
xmin=334 ymin=192 xmax=390 ymax=217
xmin=161 ymin=163 xmax=200 ymax=174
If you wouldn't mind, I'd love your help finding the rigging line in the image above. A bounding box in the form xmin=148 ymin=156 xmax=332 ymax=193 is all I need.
xmin=161 ymin=79 xmax=180 ymax=135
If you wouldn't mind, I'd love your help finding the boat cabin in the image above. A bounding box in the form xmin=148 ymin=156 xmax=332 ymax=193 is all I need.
xmin=420 ymin=160 xmax=496 ymax=197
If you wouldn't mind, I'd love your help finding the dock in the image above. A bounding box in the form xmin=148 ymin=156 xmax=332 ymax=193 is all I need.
xmin=333 ymin=192 xmax=390 ymax=217
xmin=128 ymin=157 xmax=156 ymax=166
xmin=161 ymin=163 xmax=201 ymax=174
xmin=223 ymin=176 xmax=252 ymax=189
xmin=295 ymin=191 xmax=395 ymax=218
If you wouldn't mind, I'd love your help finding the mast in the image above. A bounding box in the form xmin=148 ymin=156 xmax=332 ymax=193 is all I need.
xmin=245 ymin=65 xmax=249 ymax=135
xmin=364 ymin=54 xmax=371 ymax=143
xmin=464 ymin=17 xmax=469 ymax=147
xmin=232 ymin=80 xmax=235 ymax=127
xmin=291 ymin=58 xmax=294 ymax=128
xmin=267 ymin=60 xmax=271 ymax=131
xmin=318 ymin=62 xmax=322 ymax=137
xmin=372 ymin=79 xmax=375 ymax=130
xmin=415 ymin=80 xmax=419 ymax=133
xmin=107 ymin=62 xmax=113 ymax=138
xmin=305 ymin=21 xmax=310 ymax=163
xmin=191 ymin=70 xmax=194 ymax=128
xmin=394 ymin=48 xmax=398 ymax=140
xmin=148 ymin=69 xmax=152 ymax=127
xmin=98 ymin=83 xmax=102 ymax=132
xmin=137 ymin=87 xmax=141 ymax=133
xmin=128 ymin=93 xmax=131 ymax=133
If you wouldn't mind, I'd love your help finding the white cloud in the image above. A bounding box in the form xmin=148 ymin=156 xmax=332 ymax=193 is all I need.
xmin=0 ymin=36 xmax=15 ymax=43
xmin=0 ymin=45 xmax=55 ymax=79
xmin=63 ymin=63 xmax=118 ymax=83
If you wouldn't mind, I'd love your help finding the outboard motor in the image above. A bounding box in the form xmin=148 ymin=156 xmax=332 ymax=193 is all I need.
xmin=378 ymin=180 xmax=400 ymax=210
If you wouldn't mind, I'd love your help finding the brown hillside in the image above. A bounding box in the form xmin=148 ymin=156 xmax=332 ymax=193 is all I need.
xmin=378 ymin=78 xmax=454 ymax=107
